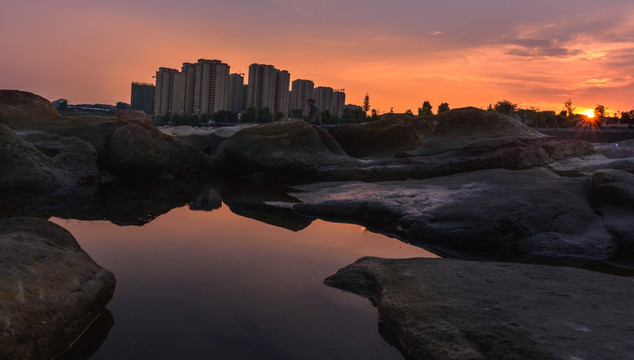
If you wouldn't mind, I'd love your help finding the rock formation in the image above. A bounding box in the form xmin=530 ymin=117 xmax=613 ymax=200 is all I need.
xmin=0 ymin=217 xmax=115 ymax=360
xmin=325 ymin=257 xmax=634 ymax=360
xmin=0 ymin=125 xmax=98 ymax=193
xmin=329 ymin=108 xmax=549 ymax=159
xmin=106 ymin=123 xmax=215 ymax=179
xmin=276 ymin=168 xmax=617 ymax=261
xmin=214 ymin=120 xmax=359 ymax=181
xmin=0 ymin=90 xmax=215 ymax=179
xmin=113 ymin=109 xmax=153 ymax=125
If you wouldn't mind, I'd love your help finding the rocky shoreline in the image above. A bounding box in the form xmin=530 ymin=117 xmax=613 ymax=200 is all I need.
xmin=2 ymin=89 xmax=634 ymax=359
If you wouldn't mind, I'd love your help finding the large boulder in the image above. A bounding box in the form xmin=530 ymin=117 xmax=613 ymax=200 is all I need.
xmin=106 ymin=123 xmax=215 ymax=179
xmin=592 ymin=169 xmax=634 ymax=254
xmin=114 ymin=109 xmax=152 ymax=125
xmin=17 ymin=129 xmax=100 ymax=186
xmin=325 ymin=257 xmax=634 ymax=360
xmin=0 ymin=90 xmax=60 ymax=125
xmin=329 ymin=113 xmax=426 ymax=158
xmin=0 ymin=125 xmax=98 ymax=193
xmin=548 ymin=154 xmax=634 ymax=176
xmin=411 ymin=107 xmax=547 ymax=155
xmin=278 ymin=168 xmax=617 ymax=260
xmin=329 ymin=108 xmax=548 ymax=159
xmin=160 ymin=125 xmax=255 ymax=155
xmin=214 ymin=120 xmax=359 ymax=180
xmin=594 ymin=139 xmax=634 ymax=159
xmin=592 ymin=169 xmax=634 ymax=206
xmin=0 ymin=217 xmax=115 ymax=360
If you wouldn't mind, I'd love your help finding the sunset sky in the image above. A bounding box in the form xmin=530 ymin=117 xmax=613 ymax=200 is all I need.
xmin=2 ymin=0 xmax=633 ymax=115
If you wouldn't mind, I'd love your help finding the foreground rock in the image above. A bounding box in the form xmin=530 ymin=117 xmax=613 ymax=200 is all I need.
xmin=325 ymin=257 xmax=634 ymax=360
xmin=0 ymin=217 xmax=115 ymax=360
xmin=275 ymin=168 xmax=617 ymax=261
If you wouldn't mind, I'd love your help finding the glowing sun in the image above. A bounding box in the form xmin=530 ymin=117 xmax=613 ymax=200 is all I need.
xmin=583 ymin=109 xmax=595 ymax=118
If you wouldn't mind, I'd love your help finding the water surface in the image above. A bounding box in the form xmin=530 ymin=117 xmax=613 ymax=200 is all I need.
xmin=52 ymin=200 xmax=437 ymax=359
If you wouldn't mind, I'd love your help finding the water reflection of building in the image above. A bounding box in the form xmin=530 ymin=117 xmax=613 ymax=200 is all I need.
xmin=190 ymin=188 xmax=222 ymax=211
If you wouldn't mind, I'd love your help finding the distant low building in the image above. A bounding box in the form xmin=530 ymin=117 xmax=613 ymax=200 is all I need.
xmin=131 ymin=82 xmax=155 ymax=115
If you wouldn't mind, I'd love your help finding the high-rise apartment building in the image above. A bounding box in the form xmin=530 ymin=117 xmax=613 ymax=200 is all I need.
xmin=152 ymin=58 xmax=344 ymax=121
xmin=311 ymin=86 xmax=346 ymax=118
xmin=247 ymin=63 xmax=290 ymax=116
xmin=131 ymin=82 xmax=155 ymax=115
xmin=275 ymin=70 xmax=290 ymax=117
xmin=289 ymin=79 xmax=314 ymax=116
xmin=176 ymin=62 xmax=197 ymax=115
xmin=313 ymin=86 xmax=334 ymax=115
xmin=154 ymin=67 xmax=180 ymax=116
xmin=193 ymin=59 xmax=230 ymax=115
xmin=334 ymin=89 xmax=346 ymax=118
xmin=229 ymin=73 xmax=245 ymax=114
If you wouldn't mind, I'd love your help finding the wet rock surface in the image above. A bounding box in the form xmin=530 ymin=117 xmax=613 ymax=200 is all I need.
xmin=0 ymin=217 xmax=115 ymax=360
xmin=325 ymin=257 xmax=634 ymax=360
xmin=594 ymin=139 xmax=634 ymax=159
xmin=279 ymin=168 xmax=617 ymax=261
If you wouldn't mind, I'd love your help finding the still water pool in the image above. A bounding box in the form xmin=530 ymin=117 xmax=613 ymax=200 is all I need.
xmin=51 ymin=196 xmax=437 ymax=359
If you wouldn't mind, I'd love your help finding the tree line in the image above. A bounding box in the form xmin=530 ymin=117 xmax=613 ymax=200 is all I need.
xmin=153 ymin=95 xmax=634 ymax=128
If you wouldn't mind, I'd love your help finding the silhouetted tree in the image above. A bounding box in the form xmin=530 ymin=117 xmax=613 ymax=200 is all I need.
xmin=289 ymin=109 xmax=303 ymax=118
xmin=594 ymin=104 xmax=606 ymax=118
xmin=243 ymin=107 xmax=259 ymax=123
xmin=405 ymin=109 xmax=413 ymax=115
xmin=493 ymin=100 xmax=518 ymax=116
xmin=171 ymin=114 xmax=200 ymax=126
xmin=371 ymin=109 xmax=379 ymax=121
xmin=258 ymin=108 xmax=273 ymax=123
xmin=437 ymin=102 xmax=450 ymax=113
xmin=418 ymin=101 xmax=433 ymax=116
xmin=621 ymin=109 xmax=634 ymax=124
xmin=563 ymin=98 xmax=576 ymax=119
xmin=363 ymin=94 xmax=370 ymax=114
xmin=321 ymin=109 xmax=332 ymax=123
xmin=341 ymin=107 xmax=367 ymax=124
